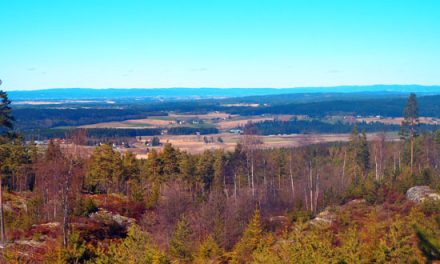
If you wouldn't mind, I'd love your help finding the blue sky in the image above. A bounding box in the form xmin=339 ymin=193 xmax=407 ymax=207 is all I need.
xmin=1 ymin=0 xmax=439 ymax=90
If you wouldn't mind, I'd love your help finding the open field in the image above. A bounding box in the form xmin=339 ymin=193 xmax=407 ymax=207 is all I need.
xmin=79 ymin=112 xmax=300 ymax=131
xmin=80 ymin=112 xmax=278 ymax=130
xmin=129 ymin=132 xmax=399 ymax=156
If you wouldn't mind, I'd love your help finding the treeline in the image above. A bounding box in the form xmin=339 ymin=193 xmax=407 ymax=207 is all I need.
xmin=244 ymin=119 xmax=440 ymax=135
xmin=2 ymin=128 xmax=440 ymax=262
xmin=230 ymin=95 xmax=440 ymax=117
xmin=23 ymin=127 xmax=219 ymax=140
xmin=10 ymin=94 xmax=440 ymax=132
xmin=12 ymin=107 xmax=168 ymax=129
xmin=1 ymin=92 xmax=440 ymax=263
xmin=78 ymin=128 xmax=161 ymax=138
xmin=167 ymin=126 xmax=218 ymax=135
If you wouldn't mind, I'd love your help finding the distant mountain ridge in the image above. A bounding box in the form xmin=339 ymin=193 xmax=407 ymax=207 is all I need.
xmin=7 ymin=85 xmax=440 ymax=101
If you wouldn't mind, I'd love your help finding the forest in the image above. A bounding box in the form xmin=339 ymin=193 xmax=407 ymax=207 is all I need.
xmin=25 ymin=127 xmax=220 ymax=141
xmin=244 ymin=119 xmax=440 ymax=135
xmin=0 ymin=92 xmax=440 ymax=263
xmin=10 ymin=93 xmax=440 ymax=132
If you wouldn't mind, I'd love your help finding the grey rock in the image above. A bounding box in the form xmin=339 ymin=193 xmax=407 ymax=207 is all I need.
xmin=90 ymin=208 xmax=135 ymax=227
xmin=310 ymin=208 xmax=335 ymax=226
xmin=406 ymin=186 xmax=440 ymax=203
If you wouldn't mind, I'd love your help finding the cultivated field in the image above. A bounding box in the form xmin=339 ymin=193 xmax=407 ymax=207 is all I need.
xmin=80 ymin=112 xmax=293 ymax=130
xmin=130 ymin=132 xmax=399 ymax=156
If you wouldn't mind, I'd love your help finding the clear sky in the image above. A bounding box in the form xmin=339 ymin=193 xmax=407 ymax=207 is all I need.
xmin=1 ymin=0 xmax=439 ymax=90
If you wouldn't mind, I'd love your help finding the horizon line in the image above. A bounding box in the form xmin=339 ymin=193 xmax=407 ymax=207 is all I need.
xmin=5 ymin=84 xmax=440 ymax=92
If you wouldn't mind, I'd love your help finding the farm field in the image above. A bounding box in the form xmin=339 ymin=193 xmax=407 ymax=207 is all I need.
xmin=79 ymin=112 xmax=293 ymax=131
xmin=127 ymin=132 xmax=399 ymax=156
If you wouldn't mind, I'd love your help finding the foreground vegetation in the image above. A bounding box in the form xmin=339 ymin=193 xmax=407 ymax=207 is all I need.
xmin=0 ymin=92 xmax=439 ymax=263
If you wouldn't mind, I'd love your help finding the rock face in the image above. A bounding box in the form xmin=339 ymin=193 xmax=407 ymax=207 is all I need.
xmin=406 ymin=186 xmax=440 ymax=203
xmin=310 ymin=208 xmax=335 ymax=226
xmin=90 ymin=209 xmax=136 ymax=227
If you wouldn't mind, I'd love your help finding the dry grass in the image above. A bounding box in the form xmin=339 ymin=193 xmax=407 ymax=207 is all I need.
xmin=132 ymin=132 xmax=399 ymax=156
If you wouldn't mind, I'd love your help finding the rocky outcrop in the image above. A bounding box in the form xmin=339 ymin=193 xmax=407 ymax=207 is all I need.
xmin=90 ymin=208 xmax=136 ymax=227
xmin=310 ymin=208 xmax=335 ymax=225
xmin=406 ymin=186 xmax=440 ymax=203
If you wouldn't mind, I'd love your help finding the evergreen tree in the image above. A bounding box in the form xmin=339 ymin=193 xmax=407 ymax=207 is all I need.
xmin=213 ymin=149 xmax=225 ymax=190
xmin=146 ymin=149 xmax=161 ymax=182
xmin=197 ymin=150 xmax=215 ymax=192
xmin=415 ymin=225 xmax=440 ymax=262
xmin=194 ymin=235 xmax=224 ymax=264
xmin=0 ymin=87 xmax=13 ymax=245
xmin=231 ymin=208 xmax=263 ymax=264
xmin=349 ymin=126 xmax=370 ymax=180
xmin=169 ymin=216 xmax=194 ymax=263
xmin=0 ymin=89 xmax=13 ymax=131
xmin=382 ymin=218 xmax=416 ymax=262
xmin=122 ymin=152 xmax=140 ymax=183
xmin=94 ymin=225 xmax=167 ymax=264
xmin=161 ymin=143 xmax=179 ymax=180
xmin=356 ymin=130 xmax=370 ymax=177
xmin=86 ymin=144 xmax=123 ymax=193
xmin=337 ymin=227 xmax=363 ymax=263
xmin=434 ymin=130 xmax=440 ymax=145
xmin=401 ymin=93 xmax=419 ymax=173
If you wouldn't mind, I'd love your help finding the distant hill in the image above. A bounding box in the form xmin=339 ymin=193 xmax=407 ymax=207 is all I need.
xmin=7 ymin=85 xmax=440 ymax=102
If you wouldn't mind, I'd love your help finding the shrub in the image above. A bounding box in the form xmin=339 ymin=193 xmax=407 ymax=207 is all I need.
xmin=74 ymin=198 xmax=99 ymax=217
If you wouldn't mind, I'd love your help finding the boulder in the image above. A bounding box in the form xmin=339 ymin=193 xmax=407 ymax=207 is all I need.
xmin=406 ymin=186 xmax=440 ymax=203
xmin=90 ymin=208 xmax=135 ymax=227
xmin=269 ymin=215 xmax=288 ymax=224
xmin=310 ymin=208 xmax=335 ymax=226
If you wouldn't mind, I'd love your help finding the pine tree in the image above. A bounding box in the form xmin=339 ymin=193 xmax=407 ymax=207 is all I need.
xmin=415 ymin=225 xmax=440 ymax=262
xmin=161 ymin=143 xmax=179 ymax=180
xmin=356 ymin=130 xmax=370 ymax=177
xmin=194 ymin=235 xmax=224 ymax=264
xmin=0 ymin=88 xmax=14 ymax=131
xmin=0 ymin=87 xmax=12 ymax=245
xmin=169 ymin=216 xmax=194 ymax=263
xmin=213 ymin=149 xmax=225 ymax=190
xmin=382 ymin=218 xmax=416 ymax=262
xmin=231 ymin=208 xmax=263 ymax=264
xmin=197 ymin=150 xmax=215 ymax=192
xmin=337 ymin=227 xmax=363 ymax=263
xmin=146 ymin=149 xmax=161 ymax=182
xmin=401 ymin=93 xmax=419 ymax=173
xmin=86 ymin=144 xmax=123 ymax=193
xmin=349 ymin=126 xmax=370 ymax=180
xmin=434 ymin=130 xmax=440 ymax=145
xmin=94 ymin=225 xmax=166 ymax=264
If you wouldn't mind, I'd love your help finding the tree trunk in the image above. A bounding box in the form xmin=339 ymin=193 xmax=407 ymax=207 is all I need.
xmin=314 ymin=172 xmax=319 ymax=214
xmin=63 ymin=160 xmax=73 ymax=248
xmin=251 ymin=153 xmax=255 ymax=198
xmin=289 ymin=155 xmax=295 ymax=203
xmin=341 ymin=150 xmax=346 ymax=187
xmin=410 ymin=135 xmax=414 ymax=174
xmin=234 ymin=173 xmax=237 ymax=203
xmin=309 ymin=162 xmax=313 ymax=213
xmin=375 ymin=152 xmax=378 ymax=181
xmin=0 ymin=173 xmax=5 ymax=245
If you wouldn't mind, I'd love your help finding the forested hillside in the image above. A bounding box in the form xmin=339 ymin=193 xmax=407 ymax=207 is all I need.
xmin=0 ymin=92 xmax=439 ymax=263
xmin=10 ymin=94 xmax=440 ymax=133
xmin=244 ymin=119 xmax=440 ymax=135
